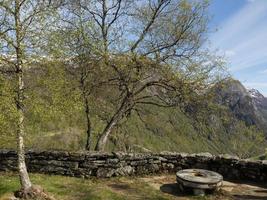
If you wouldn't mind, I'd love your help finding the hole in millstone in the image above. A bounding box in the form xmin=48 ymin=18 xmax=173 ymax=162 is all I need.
xmin=193 ymin=172 xmax=205 ymax=177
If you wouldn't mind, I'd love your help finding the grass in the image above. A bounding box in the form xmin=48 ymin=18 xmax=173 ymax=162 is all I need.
xmin=0 ymin=173 xmax=172 ymax=200
xmin=0 ymin=173 xmax=233 ymax=200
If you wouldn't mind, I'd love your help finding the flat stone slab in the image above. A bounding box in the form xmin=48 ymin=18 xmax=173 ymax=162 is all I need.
xmin=176 ymin=169 xmax=223 ymax=191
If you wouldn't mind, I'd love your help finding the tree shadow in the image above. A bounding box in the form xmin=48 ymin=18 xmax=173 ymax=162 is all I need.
xmin=160 ymin=183 xmax=187 ymax=197
xmin=108 ymin=183 xmax=131 ymax=191
xmin=226 ymin=179 xmax=267 ymax=189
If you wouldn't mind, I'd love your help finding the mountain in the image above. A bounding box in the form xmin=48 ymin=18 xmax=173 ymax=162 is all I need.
xmin=1 ymin=72 xmax=266 ymax=158
xmin=19 ymin=77 xmax=265 ymax=158
xmin=248 ymin=88 xmax=267 ymax=123
xmin=213 ymin=79 xmax=267 ymax=134
xmin=248 ymin=88 xmax=267 ymax=102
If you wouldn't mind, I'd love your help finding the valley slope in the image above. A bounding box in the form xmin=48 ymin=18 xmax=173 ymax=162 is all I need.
xmin=0 ymin=78 xmax=266 ymax=158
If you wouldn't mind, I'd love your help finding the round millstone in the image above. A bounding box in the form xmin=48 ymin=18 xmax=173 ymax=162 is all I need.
xmin=176 ymin=169 xmax=223 ymax=196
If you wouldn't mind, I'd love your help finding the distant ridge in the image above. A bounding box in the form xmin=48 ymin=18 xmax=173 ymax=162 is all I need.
xmin=214 ymin=79 xmax=267 ymax=134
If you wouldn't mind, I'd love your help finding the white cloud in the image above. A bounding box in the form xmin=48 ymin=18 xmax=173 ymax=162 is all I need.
xmin=225 ymin=50 xmax=236 ymax=57
xmin=245 ymin=82 xmax=267 ymax=87
xmin=210 ymin=1 xmax=267 ymax=95
xmin=210 ymin=0 xmax=267 ymax=71
xmin=261 ymin=69 xmax=267 ymax=74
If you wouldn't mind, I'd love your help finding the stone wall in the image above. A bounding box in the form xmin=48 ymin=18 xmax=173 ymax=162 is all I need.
xmin=0 ymin=150 xmax=266 ymax=182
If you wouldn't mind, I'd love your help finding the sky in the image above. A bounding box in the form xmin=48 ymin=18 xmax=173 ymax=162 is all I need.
xmin=208 ymin=0 xmax=267 ymax=96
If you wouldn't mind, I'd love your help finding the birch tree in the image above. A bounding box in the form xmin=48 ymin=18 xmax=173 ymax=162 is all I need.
xmin=0 ymin=0 xmax=60 ymax=197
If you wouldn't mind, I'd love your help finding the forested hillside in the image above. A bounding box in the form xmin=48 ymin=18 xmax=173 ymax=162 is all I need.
xmin=0 ymin=64 xmax=266 ymax=158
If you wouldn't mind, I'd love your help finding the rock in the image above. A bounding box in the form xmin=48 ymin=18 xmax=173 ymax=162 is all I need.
xmin=196 ymin=152 xmax=213 ymax=158
xmin=218 ymin=154 xmax=239 ymax=160
xmin=115 ymin=166 xmax=135 ymax=176
xmin=97 ymin=168 xmax=115 ymax=178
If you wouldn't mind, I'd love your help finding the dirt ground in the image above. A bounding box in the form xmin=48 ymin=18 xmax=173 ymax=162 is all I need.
xmin=136 ymin=175 xmax=267 ymax=200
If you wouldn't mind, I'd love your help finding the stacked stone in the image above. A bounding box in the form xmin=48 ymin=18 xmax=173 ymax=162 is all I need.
xmin=0 ymin=150 xmax=266 ymax=182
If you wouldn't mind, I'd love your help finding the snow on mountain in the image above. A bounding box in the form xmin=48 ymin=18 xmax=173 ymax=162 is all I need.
xmin=247 ymin=88 xmax=267 ymax=108
xmin=247 ymin=88 xmax=265 ymax=99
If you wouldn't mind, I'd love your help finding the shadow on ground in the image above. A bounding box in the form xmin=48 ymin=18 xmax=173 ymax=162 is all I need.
xmin=107 ymin=184 xmax=131 ymax=191
xmin=160 ymin=183 xmax=186 ymax=197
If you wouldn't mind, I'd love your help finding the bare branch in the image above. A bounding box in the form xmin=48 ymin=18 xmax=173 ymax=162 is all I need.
xmin=130 ymin=0 xmax=171 ymax=52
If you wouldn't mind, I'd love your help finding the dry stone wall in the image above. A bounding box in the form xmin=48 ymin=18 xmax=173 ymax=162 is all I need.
xmin=0 ymin=150 xmax=266 ymax=182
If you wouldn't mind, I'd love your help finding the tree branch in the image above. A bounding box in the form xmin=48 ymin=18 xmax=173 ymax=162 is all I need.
xmin=130 ymin=0 xmax=171 ymax=52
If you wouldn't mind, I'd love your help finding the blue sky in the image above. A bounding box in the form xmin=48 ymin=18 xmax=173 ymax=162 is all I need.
xmin=208 ymin=0 xmax=267 ymax=96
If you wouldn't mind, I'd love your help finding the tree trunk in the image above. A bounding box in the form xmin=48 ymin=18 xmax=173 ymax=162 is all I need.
xmin=84 ymin=97 xmax=92 ymax=151
xmin=17 ymin=70 xmax=32 ymax=190
xmin=101 ymin=0 xmax=108 ymax=53
xmin=95 ymin=115 xmax=119 ymax=151
xmin=17 ymin=121 xmax=32 ymax=190
xmin=15 ymin=0 xmax=32 ymax=190
xmin=95 ymin=95 xmax=131 ymax=151
xmin=80 ymin=73 xmax=92 ymax=151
